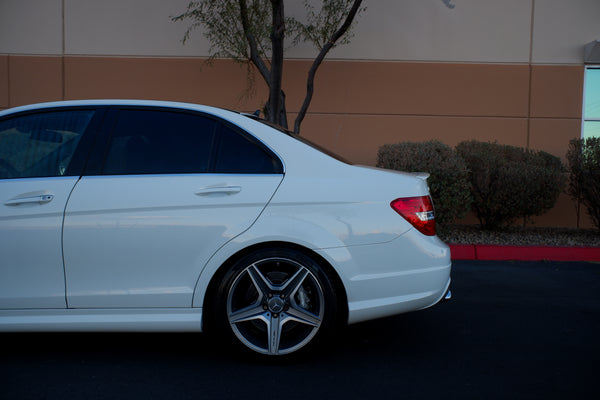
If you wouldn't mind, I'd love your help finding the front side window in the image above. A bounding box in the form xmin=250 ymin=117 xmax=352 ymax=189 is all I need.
xmin=583 ymin=66 xmax=600 ymax=139
xmin=0 ymin=110 xmax=94 ymax=179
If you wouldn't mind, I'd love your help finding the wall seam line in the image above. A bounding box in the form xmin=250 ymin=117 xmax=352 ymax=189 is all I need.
xmin=61 ymin=0 xmax=66 ymax=101
xmin=6 ymin=55 xmax=11 ymax=108
xmin=527 ymin=0 xmax=536 ymax=149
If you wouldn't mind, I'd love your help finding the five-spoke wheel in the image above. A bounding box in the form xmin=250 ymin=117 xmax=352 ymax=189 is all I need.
xmin=215 ymin=248 xmax=336 ymax=356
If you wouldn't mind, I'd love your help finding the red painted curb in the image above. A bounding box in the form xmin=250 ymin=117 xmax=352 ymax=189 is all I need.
xmin=448 ymin=244 xmax=476 ymax=260
xmin=449 ymin=244 xmax=600 ymax=262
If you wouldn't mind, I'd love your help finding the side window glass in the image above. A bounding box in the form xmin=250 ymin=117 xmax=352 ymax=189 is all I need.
xmin=0 ymin=110 xmax=94 ymax=179
xmin=103 ymin=110 xmax=216 ymax=175
xmin=214 ymin=124 xmax=282 ymax=174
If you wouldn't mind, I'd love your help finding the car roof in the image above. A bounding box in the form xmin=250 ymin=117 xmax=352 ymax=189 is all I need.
xmin=0 ymin=99 xmax=238 ymax=118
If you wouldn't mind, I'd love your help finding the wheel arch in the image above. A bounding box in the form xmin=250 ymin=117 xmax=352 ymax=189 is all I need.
xmin=199 ymin=240 xmax=349 ymax=333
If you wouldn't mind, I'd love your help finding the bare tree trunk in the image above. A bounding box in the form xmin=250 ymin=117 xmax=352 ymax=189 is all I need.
xmin=269 ymin=0 xmax=286 ymax=127
xmin=278 ymin=90 xmax=287 ymax=129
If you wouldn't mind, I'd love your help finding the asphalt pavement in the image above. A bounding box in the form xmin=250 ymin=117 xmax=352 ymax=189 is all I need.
xmin=2 ymin=260 xmax=599 ymax=400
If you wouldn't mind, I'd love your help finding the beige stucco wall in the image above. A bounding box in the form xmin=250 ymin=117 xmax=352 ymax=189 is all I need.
xmin=0 ymin=0 xmax=63 ymax=55
xmin=532 ymin=0 xmax=600 ymax=63
xmin=2 ymin=0 xmax=598 ymax=62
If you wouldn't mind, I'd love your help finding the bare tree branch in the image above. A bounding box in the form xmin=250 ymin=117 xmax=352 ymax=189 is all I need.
xmin=293 ymin=0 xmax=362 ymax=133
xmin=238 ymin=0 xmax=271 ymax=84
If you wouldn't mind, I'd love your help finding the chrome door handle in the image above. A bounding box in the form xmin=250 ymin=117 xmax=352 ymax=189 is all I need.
xmin=195 ymin=186 xmax=242 ymax=196
xmin=4 ymin=194 xmax=54 ymax=206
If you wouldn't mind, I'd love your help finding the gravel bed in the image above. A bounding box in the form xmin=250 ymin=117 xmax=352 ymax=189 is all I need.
xmin=437 ymin=225 xmax=600 ymax=247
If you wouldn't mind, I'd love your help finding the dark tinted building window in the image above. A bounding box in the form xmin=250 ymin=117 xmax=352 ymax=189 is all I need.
xmin=103 ymin=110 xmax=216 ymax=175
xmin=0 ymin=110 xmax=94 ymax=179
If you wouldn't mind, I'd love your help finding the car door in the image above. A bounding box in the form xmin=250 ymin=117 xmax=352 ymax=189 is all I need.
xmin=63 ymin=108 xmax=284 ymax=308
xmin=0 ymin=108 xmax=99 ymax=309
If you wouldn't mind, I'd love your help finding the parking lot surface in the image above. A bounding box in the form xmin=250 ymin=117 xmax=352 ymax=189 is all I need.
xmin=2 ymin=260 xmax=599 ymax=399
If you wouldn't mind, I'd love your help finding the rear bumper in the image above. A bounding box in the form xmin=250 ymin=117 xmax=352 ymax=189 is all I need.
xmin=321 ymin=230 xmax=452 ymax=325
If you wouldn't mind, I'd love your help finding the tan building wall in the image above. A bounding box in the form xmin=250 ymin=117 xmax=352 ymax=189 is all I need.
xmin=1 ymin=0 xmax=599 ymax=227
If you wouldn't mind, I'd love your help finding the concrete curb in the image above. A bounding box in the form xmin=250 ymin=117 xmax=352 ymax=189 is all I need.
xmin=449 ymin=244 xmax=600 ymax=262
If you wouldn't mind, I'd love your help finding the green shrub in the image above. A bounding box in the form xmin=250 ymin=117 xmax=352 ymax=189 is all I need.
xmin=566 ymin=137 xmax=600 ymax=230
xmin=456 ymin=140 xmax=565 ymax=229
xmin=376 ymin=140 xmax=472 ymax=225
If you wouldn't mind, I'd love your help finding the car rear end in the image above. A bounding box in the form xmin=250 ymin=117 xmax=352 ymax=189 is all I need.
xmin=311 ymin=167 xmax=451 ymax=324
xmin=248 ymin=152 xmax=451 ymax=325
xmin=230 ymin=114 xmax=452 ymax=325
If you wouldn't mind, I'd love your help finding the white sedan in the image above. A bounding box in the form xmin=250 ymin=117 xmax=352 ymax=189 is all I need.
xmin=0 ymin=100 xmax=451 ymax=356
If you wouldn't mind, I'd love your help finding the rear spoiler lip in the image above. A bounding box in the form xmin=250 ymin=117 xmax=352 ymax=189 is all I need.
xmin=411 ymin=172 xmax=430 ymax=181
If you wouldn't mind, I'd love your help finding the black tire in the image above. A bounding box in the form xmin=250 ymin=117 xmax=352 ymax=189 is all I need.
xmin=213 ymin=247 xmax=337 ymax=356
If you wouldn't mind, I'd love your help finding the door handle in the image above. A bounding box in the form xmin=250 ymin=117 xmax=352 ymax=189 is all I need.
xmin=195 ymin=186 xmax=242 ymax=196
xmin=4 ymin=194 xmax=54 ymax=206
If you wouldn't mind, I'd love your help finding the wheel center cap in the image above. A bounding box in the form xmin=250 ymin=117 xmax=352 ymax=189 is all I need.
xmin=268 ymin=297 xmax=285 ymax=313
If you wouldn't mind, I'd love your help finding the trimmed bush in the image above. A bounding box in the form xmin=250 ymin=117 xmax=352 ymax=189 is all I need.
xmin=377 ymin=140 xmax=472 ymax=225
xmin=456 ymin=140 xmax=565 ymax=229
xmin=566 ymin=137 xmax=600 ymax=230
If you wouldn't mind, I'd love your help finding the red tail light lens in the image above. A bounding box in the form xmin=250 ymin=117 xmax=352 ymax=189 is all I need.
xmin=391 ymin=196 xmax=436 ymax=236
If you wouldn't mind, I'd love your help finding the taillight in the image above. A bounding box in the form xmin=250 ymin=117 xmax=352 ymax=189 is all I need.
xmin=391 ymin=196 xmax=436 ymax=236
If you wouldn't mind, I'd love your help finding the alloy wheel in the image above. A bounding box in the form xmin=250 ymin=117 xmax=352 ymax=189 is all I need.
xmin=226 ymin=257 xmax=325 ymax=355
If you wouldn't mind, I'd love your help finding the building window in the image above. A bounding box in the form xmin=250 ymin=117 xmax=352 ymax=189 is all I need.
xmin=583 ymin=66 xmax=600 ymax=139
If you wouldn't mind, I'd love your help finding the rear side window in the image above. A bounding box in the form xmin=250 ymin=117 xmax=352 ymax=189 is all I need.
xmin=103 ymin=110 xmax=217 ymax=175
xmin=0 ymin=110 xmax=94 ymax=179
xmin=214 ymin=124 xmax=282 ymax=174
